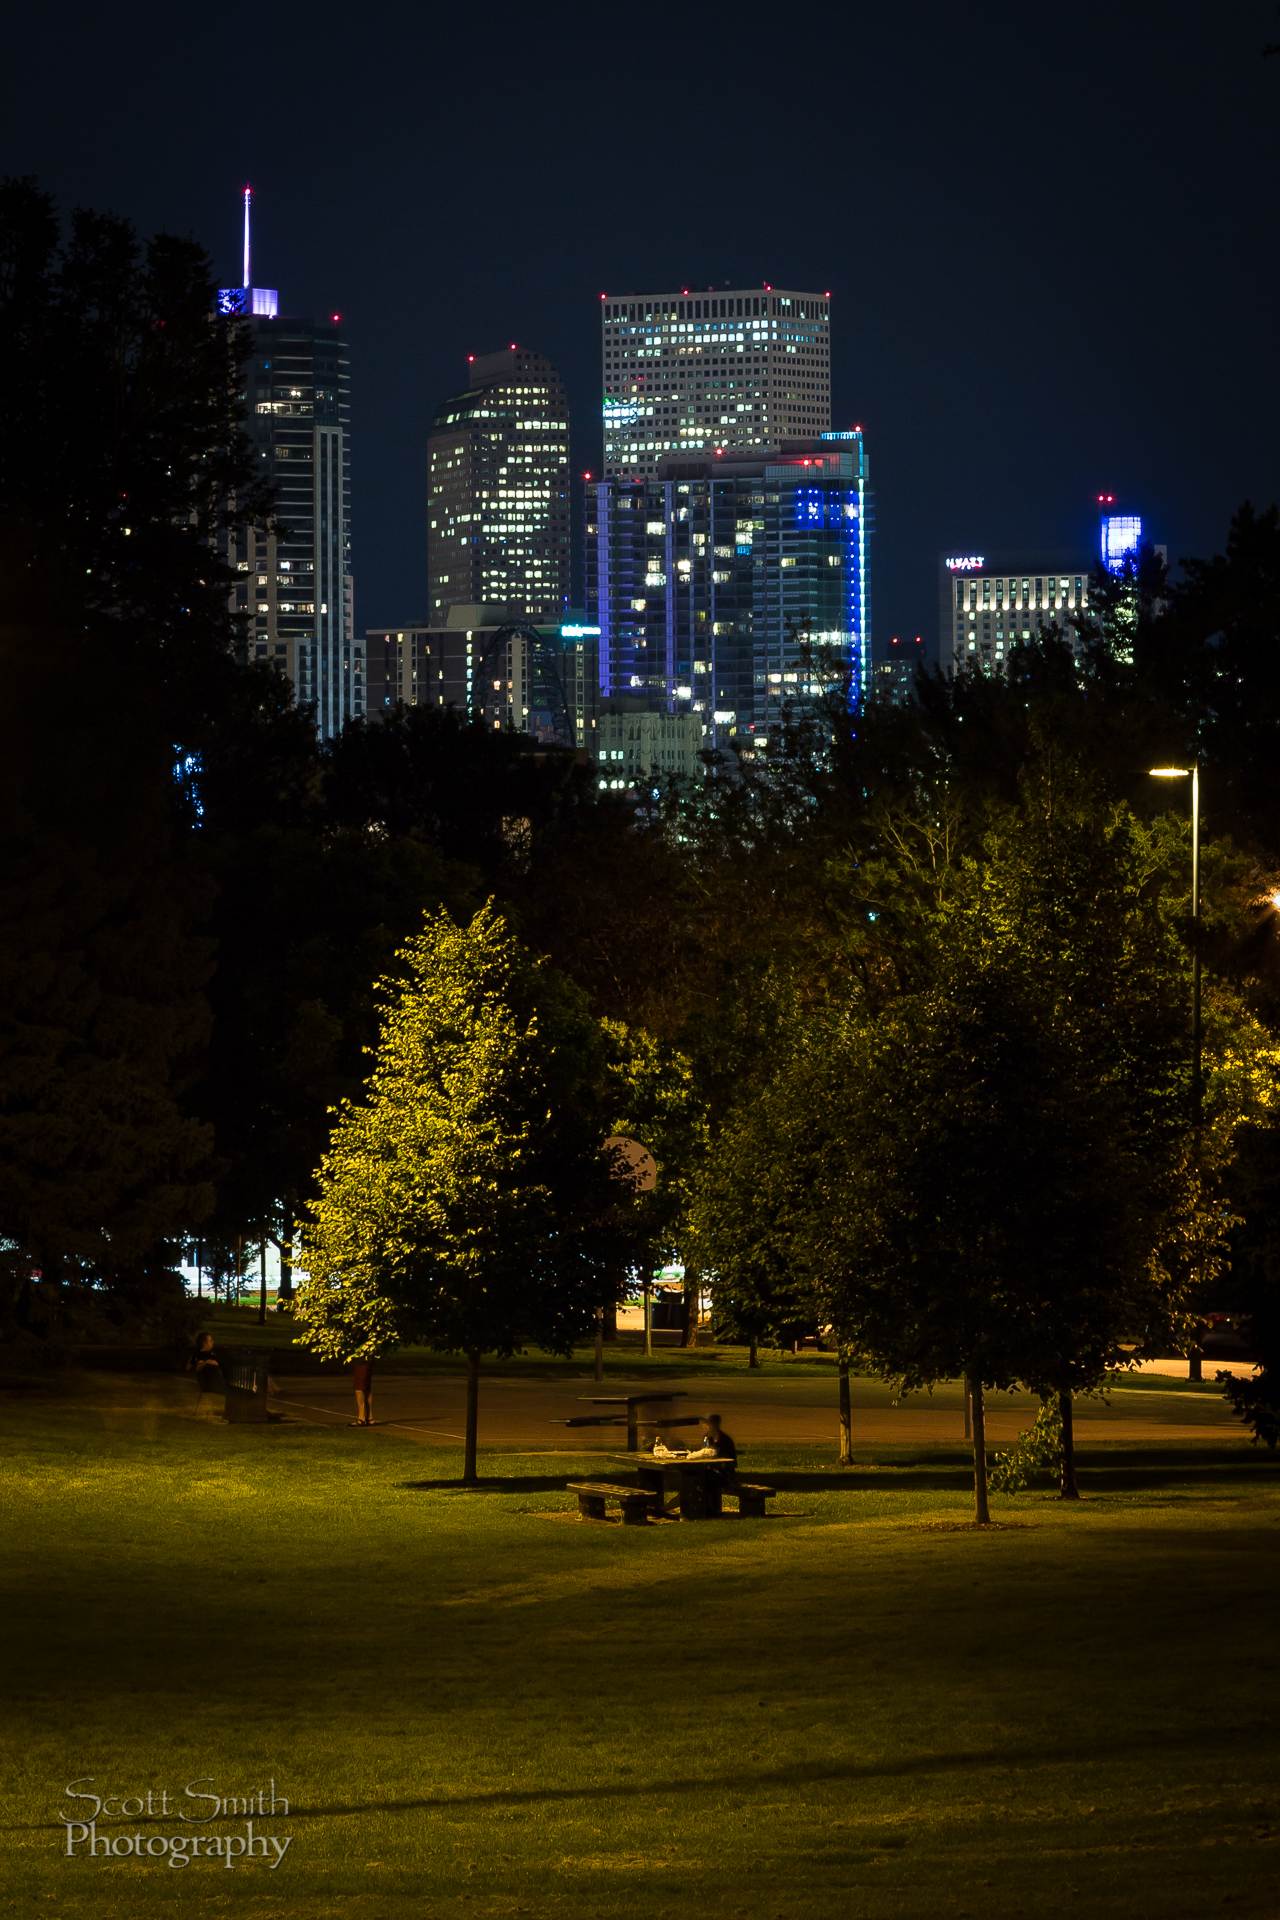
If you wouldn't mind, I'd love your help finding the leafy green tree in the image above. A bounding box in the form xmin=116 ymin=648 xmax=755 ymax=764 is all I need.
xmin=0 ymin=180 xmax=274 ymax=1340
xmin=294 ymin=903 xmax=639 ymax=1481
xmin=0 ymin=612 xmax=214 ymax=1334
xmin=196 ymin=804 xmax=477 ymax=1287
xmin=598 ymin=1019 xmax=704 ymax=1341
xmin=0 ymin=177 xmax=271 ymax=736
xmin=1152 ymin=505 xmax=1280 ymax=848
xmin=688 ymin=1030 xmax=863 ymax=1455
xmin=323 ymin=703 xmax=595 ymax=880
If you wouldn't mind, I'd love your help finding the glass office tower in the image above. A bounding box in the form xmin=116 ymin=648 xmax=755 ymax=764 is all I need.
xmin=428 ymin=347 xmax=571 ymax=622
xmin=589 ymin=431 xmax=870 ymax=751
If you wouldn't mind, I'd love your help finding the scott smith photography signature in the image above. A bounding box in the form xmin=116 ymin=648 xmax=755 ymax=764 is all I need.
xmin=61 ymin=1777 xmax=293 ymax=1870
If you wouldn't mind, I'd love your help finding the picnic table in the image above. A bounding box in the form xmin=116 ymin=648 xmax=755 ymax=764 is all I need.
xmin=619 ymin=1453 xmax=732 ymax=1521
xmin=560 ymin=1390 xmax=696 ymax=1452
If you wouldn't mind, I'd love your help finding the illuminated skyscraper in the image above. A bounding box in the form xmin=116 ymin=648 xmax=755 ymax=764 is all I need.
xmin=589 ymin=432 xmax=870 ymax=752
xmin=427 ymin=348 xmax=571 ymax=622
xmin=600 ymin=287 xmax=831 ymax=479
xmin=1097 ymin=493 xmax=1144 ymax=572
xmin=218 ymin=188 xmax=359 ymax=736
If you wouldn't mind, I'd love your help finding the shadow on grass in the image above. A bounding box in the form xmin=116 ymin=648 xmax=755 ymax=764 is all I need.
xmin=15 ymin=1722 xmax=1260 ymax=1832
xmin=396 ymin=1449 xmax=1278 ymax=1499
xmin=399 ymin=1476 xmax=578 ymax=1494
xmin=291 ymin=1720 xmax=1269 ymax=1817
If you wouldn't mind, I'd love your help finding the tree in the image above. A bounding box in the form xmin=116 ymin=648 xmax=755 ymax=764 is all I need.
xmin=688 ymin=1019 xmax=864 ymax=1459
xmin=0 ymin=608 xmax=215 ymax=1341
xmin=194 ymin=795 xmax=477 ymax=1283
xmin=0 ymin=181 xmax=272 ymax=1340
xmin=0 ymin=177 xmax=271 ymax=738
xmin=323 ymin=703 xmax=595 ymax=880
xmin=294 ymin=903 xmax=639 ymax=1481
xmin=598 ymin=1019 xmax=704 ymax=1344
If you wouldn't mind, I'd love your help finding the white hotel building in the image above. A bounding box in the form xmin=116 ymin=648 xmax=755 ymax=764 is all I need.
xmin=600 ymin=287 xmax=831 ymax=479
xmin=940 ymin=506 xmax=1155 ymax=677
xmin=942 ymin=552 xmax=1092 ymax=676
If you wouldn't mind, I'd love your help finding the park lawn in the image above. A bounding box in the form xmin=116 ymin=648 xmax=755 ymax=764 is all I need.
xmin=2 ymin=1378 xmax=1277 ymax=1920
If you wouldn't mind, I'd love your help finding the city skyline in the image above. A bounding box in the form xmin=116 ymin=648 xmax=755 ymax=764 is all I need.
xmin=8 ymin=4 xmax=1275 ymax=655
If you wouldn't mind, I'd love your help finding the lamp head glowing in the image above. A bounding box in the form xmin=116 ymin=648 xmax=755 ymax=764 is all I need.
xmin=1149 ymin=766 xmax=1191 ymax=778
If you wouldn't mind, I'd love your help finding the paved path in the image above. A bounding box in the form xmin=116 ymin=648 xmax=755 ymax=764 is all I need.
xmin=268 ymin=1367 xmax=1242 ymax=1450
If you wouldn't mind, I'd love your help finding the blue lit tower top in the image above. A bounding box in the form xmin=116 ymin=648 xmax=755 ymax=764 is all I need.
xmin=216 ymin=186 xmax=278 ymax=318
xmin=1098 ymin=493 xmax=1142 ymax=573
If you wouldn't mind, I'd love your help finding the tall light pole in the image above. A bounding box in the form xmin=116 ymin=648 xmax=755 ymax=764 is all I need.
xmin=1150 ymin=762 xmax=1203 ymax=1376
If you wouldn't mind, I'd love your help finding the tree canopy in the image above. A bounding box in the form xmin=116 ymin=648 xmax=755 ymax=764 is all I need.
xmin=294 ymin=903 xmax=642 ymax=1477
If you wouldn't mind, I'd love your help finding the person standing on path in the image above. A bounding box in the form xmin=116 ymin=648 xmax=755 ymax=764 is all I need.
xmin=351 ymin=1358 xmax=375 ymax=1426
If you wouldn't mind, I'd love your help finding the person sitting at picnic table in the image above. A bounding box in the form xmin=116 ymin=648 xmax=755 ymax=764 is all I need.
xmin=688 ymin=1413 xmax=738 ymax=1481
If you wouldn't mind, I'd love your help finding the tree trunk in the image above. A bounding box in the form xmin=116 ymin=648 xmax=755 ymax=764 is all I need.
xmin=643 ymin=1278 xmax=653 ymax=1358
xmin=603 ymin=1299 xmax=618 ymax=1342
xmin=1187 ymin=1346 xmax=1203 ymax=1383
xmin=257 ymin=1239 xmax=268 ymax=1325
xmin=593 ymin=1309 xmax=604 ymax=1383
xmin=837 ymin=1351 xmax=853 ymax=1466
xmin=464 ymin=1351 xmax=481 ymax=1485
xmin=748 ymin=1338 xmax=759 ymax=1370
xmin=969 ymin=1374 xmax=991 ymax=1526
xmin=680 ymin=1274 xmax=697 ymax=1348
xmin=1058 ymin=1387 xmax=1080 ymax=1499
xmin=277 ymin=1216 xmax=293 ymax=1301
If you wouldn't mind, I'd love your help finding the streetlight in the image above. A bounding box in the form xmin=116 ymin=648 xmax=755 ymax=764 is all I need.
xmin=1149 ymin=762 xmax=1203 ymax=1376
xmin=1148 ymin=764 xmax=1201 ymax=1125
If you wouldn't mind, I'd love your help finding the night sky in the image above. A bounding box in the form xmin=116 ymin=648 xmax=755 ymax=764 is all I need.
xmin=6 ymin=2 xmax=1277 ymax=651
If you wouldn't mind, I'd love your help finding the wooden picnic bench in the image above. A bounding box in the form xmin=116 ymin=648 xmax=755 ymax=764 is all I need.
xmin=730 ymin=1481 xmax=777 ymax=1518
xmin=568 ymin=1481 xmax=655 ymax=1526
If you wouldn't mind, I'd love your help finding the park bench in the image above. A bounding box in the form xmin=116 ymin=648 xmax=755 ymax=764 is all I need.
xmin=730 ymin=1482 xmax=777 ymax=1518
xmin=567 ymin=1481 xmax=655 ymax=1526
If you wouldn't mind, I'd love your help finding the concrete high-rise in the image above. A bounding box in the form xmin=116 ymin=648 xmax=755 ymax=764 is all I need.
xmin=600 ymin=287 xmax=831 ymax=479
xmin=365 ymin=609 xmax=597 ymax=752
xmin=427 ymin=347 xmax=570 ymax=623
xmin=217 ymin=188 xmax=360 ymax=736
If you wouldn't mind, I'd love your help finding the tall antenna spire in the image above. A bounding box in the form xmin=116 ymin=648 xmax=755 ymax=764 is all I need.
xmin=242 ymin=184 xmax=252 ymax=288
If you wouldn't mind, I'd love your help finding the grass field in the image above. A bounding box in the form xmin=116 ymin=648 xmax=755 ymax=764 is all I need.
xmin=3 ymin=1365 xmax=1278 ymax=1919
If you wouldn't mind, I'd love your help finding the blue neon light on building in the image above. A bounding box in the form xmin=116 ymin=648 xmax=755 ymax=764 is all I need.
xmin=1101 ymin=512 xmax=1142 ymax=573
